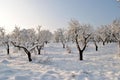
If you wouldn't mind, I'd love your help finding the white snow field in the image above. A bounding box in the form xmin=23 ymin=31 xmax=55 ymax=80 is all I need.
xmin=0 ymin=42 xmax=120 ymax=80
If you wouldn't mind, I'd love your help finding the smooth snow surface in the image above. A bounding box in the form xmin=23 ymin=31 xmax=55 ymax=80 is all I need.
xmin=0 ymin=43 xmax=120 ymax=80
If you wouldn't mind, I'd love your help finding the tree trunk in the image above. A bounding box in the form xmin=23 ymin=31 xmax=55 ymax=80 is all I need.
xmin=96 ymin=45 xmax=98 ymax=51
xmin=62 ymin=43 xmax=65 ymax=48
xmin=79 ymin=50 xmax=83 ymax=60
xmin=75 ymin=34 xmax=83 ymax=61
xmin=7 ymin=48 xmax=9 ymax=55
xmin=11 ymin=42 xmax=32 ymax=62
xmin=5 ymin=42 xmax=10 ymax=55
xmin=26 ymin=50 xmax=32 ymax=62
xmin=37 ymin=46 xmax=42 ymax=55
xmin=45 ymin=41 xmax=48 ymax=44
xmin=38 ymin=48 xmax=41 ymax=55
xmin=7 ymin=43 xmax=9 ymax=55
xmin=94 ymin=41 xmax=98 ymax=51
xmin=36 ymin=44 xmax=44 ymax=55
xmin=20 ymin=47 xmax=32 ymax=62
xmin=103 ymin=41 xmax=105 ymax=45
xmin=74 ymin=33 xmax=91 ymax=61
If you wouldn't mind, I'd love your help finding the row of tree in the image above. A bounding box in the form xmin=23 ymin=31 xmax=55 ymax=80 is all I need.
xmin=54 ymin=19 xmax=120 ymax=60
xmin=0 ymin=19 xmax=120 ymax=61
xmin=0 ymin=26 xmax=52 ymax=62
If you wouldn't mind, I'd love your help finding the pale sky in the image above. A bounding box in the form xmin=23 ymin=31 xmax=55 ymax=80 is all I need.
xmin=0 ymin=0 xmax=120 ymax=33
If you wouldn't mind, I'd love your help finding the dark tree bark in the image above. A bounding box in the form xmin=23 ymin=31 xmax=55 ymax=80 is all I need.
xmin=75 ymin=34 xmax=83 ymax=60
xmin=6 ymin=42 xmax=10 ymax=55
xmin=95 ymin=44 xmax=98 ymax=51
xmin=94 ymin=41 xmax=98 ymax=51
xmin=79 ymin=50 xmax=83 ymax=60
xmin=36 ymin=46 xmax=42 ymax=55
xmin=36 ymin=43 xmax=44 ymax=55
xmin=75 ymin=33 xmax=91 ymax=61
xmin=45 ymin=41 xmax=48 ymax=44
xmin=62 ymin=42 xmax=65 ymax=48
xmin=103 ymin=41 xmax=105 ymax=45
xmin=11 ymin=42 xmax=32 ymax=62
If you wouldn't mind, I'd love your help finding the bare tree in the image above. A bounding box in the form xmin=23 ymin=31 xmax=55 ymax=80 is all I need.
xmin=54 ymin=31 xmax=60 ymax=43
xmin=36 ymin=26 xmax=52 ymax=55
xmin=68 ymin=19 xmax=93 ymax=60
xmin=0 ymin=27 xmax=5 ymax=46
xmin=4 ymin=35 xmax=10 ymax=55
xmin=40 ymin=30 xmax=53 ymax=44
xmin=0 ymin=27 xmax=11 ymax=55
xmin=36 ymin=25 xmax=44 ymax=55
xmin=11 ymin=41 xmax=32 ymax=62
xmin=97 ymin=25 xmax=112 ymax=45
xmin=110 ymin=19 xmax=120 ymax=54
xmin=12 ymin=26 xmax=21 ymax=50
xmin=54 ymin=28 xmax=66 ymax=48
xmin=11 ymin=28 xmax=36 ymax=61
xmin=91 ymin=31 xmax=99 ymax=51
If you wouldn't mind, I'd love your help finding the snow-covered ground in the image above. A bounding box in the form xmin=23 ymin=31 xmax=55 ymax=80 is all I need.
xmin=0 ymin=42 xmax=120 ymax=80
